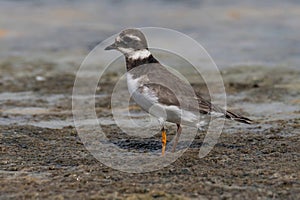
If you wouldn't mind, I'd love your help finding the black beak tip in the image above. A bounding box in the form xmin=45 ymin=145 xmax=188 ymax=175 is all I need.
xmin=104 ymin=43 xmax=116 ymax=50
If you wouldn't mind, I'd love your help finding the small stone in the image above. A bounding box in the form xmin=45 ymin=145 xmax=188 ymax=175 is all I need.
xmin=36 ymin=76 xmax=46 ymax=81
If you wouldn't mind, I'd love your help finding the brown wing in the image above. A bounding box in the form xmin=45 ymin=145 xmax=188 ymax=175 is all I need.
xmin=132 ymin=63 xmax=252 ymax=124
xmin=143 ymin=83 xmax=180 ymax=106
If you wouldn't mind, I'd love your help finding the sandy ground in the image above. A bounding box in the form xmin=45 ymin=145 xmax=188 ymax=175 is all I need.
xmin=0 ymin=60 xmax=300 ymax=199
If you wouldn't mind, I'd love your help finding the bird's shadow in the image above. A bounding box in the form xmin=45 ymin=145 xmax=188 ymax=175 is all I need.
xmin=103 ymin=125 xmax=245 ymax=153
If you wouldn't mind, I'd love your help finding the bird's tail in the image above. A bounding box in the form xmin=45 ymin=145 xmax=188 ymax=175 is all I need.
xmin=225 ymin=110 xmax=253 ymax=124
xmin=196 ymin=94 xmax=253 ymax=124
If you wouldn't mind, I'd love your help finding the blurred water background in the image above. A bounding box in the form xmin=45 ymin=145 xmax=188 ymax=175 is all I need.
xmin=0 ymin=0 xmax=299 ymax=69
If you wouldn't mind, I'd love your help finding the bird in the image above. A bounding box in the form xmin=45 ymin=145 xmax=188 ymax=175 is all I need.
xmin=105 ymin=28 xmax=252 ymax=155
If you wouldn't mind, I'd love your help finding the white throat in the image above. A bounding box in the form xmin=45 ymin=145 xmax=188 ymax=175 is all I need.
xmin=129 ymin=49 xmax=151 ymax=60
xmin=119 ymin=48 xmax=151 ymax=60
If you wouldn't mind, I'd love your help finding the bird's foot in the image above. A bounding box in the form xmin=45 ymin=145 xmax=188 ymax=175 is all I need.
xmin=161 ymin=128 xmax=167 ymax=156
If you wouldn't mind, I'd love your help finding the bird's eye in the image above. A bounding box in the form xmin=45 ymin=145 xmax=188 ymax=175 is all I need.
xmin=123 ymin=36 xmax=132 ymax=43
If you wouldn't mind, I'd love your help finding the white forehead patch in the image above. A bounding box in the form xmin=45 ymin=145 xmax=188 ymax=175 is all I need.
xmin=116 ymin=36 xmax=121 ymax=42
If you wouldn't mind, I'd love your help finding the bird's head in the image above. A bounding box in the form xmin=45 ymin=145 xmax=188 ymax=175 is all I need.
xmin=105 ymin=29 xmax=149 ymax=58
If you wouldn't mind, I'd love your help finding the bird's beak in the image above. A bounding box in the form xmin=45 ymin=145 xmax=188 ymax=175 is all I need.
xmin=104 ymin=42 xmax=117 ymax=50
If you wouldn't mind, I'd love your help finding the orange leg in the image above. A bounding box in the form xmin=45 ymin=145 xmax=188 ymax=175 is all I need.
xmin=172 ymin=124 xmax=182 ymax=153
xmin=161 ymin=127 xmax=167 ymax=156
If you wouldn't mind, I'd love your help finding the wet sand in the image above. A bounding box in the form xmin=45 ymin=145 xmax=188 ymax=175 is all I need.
xmin=1 ymin=0 xmax=299 ymax=199
xmin=1 ymin=59 xmax=299 ymax=199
